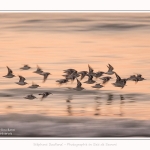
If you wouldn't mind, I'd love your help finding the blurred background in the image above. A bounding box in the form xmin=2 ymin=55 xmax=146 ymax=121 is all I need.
xmin=0 ymin=13 xmax=150 ymax=137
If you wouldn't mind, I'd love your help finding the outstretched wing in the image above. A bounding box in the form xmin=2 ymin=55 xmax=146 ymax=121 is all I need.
xmin=101 ymin=77 xmax=109 ymax=84
xmin=121 ymin=79 xmax=126 ymax=89
xmin=88 ymin=74 xmax=93 ymax=81
xmin=88 ymin=64 xmax=94 ymax=74
xmin=80 ymin=72 xmax=87 ymax=80
xmin=43 ymin=73 xmax=49 ymax=82
xmin=76 ymin=78 xmax=82 ymax=88
xmin=107 ymin=64 xmax=114 ymax=72
xmin=7 ymin=66 xmax=13 ymax=75
xmin=18 ymin=75 xmax=26 ymax=82
xmin=37 ymin=65 xmax=42 ymax=71
xmin=114 ymin=72 xmax=121 ymax=82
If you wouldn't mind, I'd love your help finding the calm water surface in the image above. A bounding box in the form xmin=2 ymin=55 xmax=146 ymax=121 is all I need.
xmin=0 ymin=13 xmax=150 ymax=137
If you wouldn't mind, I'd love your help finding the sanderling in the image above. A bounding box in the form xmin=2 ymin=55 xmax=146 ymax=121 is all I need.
xmin=119 ymin=79 xmax=127 ymax=89
xmin=92 ymin=83 xmax=104 ymax=89
xmin=28 ymin=82 xmax=40 ymax=88
xmin=39 ymin=92 xmax=53 ymax=101
xmin=40 ymin=72 xmax=51 ymax=83
xmin=56 ymin=78 xmax=69 ymax=85
xmin=77 ymin=71 xmax=88 ymax=80
xmin=63 ymin=69 xmax=77 ymax=74
xmin=20 ymin=64 xmax=31 ymax=70
xmin=94 ymin=71 xmax=105 ymax=78
xmin=87 ymin=64 xmax=96 ymax=76
xmin=105 ymin=64 xmax=115 ymax=75
xmin=127 ymin=75 xmax=138 ymax=83
xmin=73 ymin=78 xmax=84 ymax=91
xmin=84 ymin=75 xmax=96 ymax=84
xmin=33 ymin=65 xmax=43 ymax=74
xmin=3 ymin=66 xmax=15 ymax=78
xmin=120 ymin=95 xmax=125 ymax=100
xmin=100 ymin=76 xmax=112 ymax=84
xmin=15 ymin=75 xmax=28 ymax=85
xmin=24 ymin=94 xmax=37 ymax=100
xmin=62 ymin=69 xmax=79 ymax=81
xmin=67 ymin=71 xmax=79 ymax=82
xmin=112 ymin=72 xmax=127 ymax=88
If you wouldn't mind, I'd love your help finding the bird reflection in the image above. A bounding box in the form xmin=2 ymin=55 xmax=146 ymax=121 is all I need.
xmin=66 ymin=95 xmax=73 ymax=103
xmin=119 ymin=95 xmax=125 ymax=116
xmin=106 ymin=93 xmax=114 ymax=116
xmin=94 ymin=99 xmax=101 ymax=116
xmin=107 ymin=94 xmax=113 ymax=105
xmin=120 ymin=95 xmax=125 ymax=104
xmin=94 ymin=96 xmax=101 ymax=100
xmin=67 ymin=104 xmax=72 ymax=116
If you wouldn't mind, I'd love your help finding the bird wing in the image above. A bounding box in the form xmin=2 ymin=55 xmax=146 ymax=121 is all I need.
xmin=80 ymin=72 xmax=86 ymax=80
xmin=114 ymin=72 xmax=121 ymax=82
xmin=7 ymin=66 xmax=13 ymax=75
xmin=88 ymin=64 xmax=94 ymax=73
xmin=88 ymin=75 xmax=93 ymax=81
xmin=43 ymin=73 xmax=49 ymax=82
xmin=37 ymin=65 xmax=42 ymax=71
xmin=107 ymin=64 xmax=114 ymax=72
xmin=19 ymin=75 xmax=26 ymax=82
xmin=76 ymin=78 xmax=82 ymax=88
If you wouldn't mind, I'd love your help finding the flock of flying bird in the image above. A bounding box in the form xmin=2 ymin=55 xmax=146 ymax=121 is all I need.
xmin=3 ymin=64 xmax=145 ymax=101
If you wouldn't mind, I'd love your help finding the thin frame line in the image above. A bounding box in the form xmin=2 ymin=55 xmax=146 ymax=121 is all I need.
xmin=0 ymin=10 xmax=149 ymax=140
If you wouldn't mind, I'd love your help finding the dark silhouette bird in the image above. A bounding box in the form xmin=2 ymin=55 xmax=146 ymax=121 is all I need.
xmin=15 ymin=75 xmax=28 ymax=85
xmin=92 ymin=83 xmax=104 ymax=89
xmin=100 ymin=76 xmax=112 ymax=84
xmin=77 ymin=71 xmax=88 ymax=80
xmin=20 ymin=64 xmax=31 ymax=70
xmin=73 ymin=78 xmax=84 ymax=91
xmin=105 ymin=64 xmax=115 ymax=75
xmin=33 ymin=65 xmax=43 ymax=74
xmin=112 ymin=72 xmax=127 ymax=88
xmin=84 ymin=74 xmax=96 ymax=84
xmin=24 ymin=94 xmax=37 ymax=100
xmin=40 ymin=72 xmax=51 ymax=83
xmin=3 ymin=66 xmax=15 ymax=78
xmin=39 ymin=92 xmax=53 ymax=101
xmin=28 ymin=82 xmax=40 ymax=88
